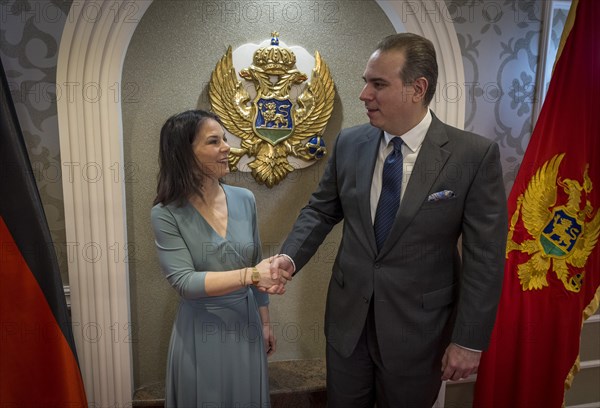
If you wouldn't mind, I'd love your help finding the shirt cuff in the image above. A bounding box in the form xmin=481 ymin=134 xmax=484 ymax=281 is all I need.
xmin=276 ymin=253 xmax=296 ymax=273
xmin=453 ymin=342 xmax=481 ymax=353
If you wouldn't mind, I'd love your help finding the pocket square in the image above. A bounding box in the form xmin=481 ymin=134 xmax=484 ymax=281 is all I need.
xmin=427 ymin=190 xmax=455 ymax=202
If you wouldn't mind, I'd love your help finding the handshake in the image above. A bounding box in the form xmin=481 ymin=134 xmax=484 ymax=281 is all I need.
xmin=251 ymin=255 xmax=294 ymax=295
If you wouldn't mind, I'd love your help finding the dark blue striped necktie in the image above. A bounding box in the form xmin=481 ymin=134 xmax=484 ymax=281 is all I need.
xmin=374 ymin=137 xmax=404 ymax=251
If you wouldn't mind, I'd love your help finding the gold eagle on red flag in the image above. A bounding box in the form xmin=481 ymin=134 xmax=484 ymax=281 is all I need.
xmin=507 ymin=153 xmax=600 ymax=292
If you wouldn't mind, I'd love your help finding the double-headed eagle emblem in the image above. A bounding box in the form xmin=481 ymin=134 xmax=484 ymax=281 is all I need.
xmin=209 ymin=33 xmax=335 ymax=187
xmin=507 ymin=153 xmax=600 ymax=292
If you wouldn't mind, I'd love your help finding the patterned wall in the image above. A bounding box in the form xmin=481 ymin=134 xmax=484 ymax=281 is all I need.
xmin=445 ymin=0 xmax=543 ymax=193
xmin=0 ymin=0 xmax=71 ymax=282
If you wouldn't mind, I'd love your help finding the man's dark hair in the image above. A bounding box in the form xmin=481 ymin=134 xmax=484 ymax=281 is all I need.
xmin=376 ymin=33 xmax=438 ymax=106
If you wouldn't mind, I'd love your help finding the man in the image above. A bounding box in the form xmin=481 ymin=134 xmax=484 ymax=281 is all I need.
xmin=270 ymin=33 xmax=508 ymax=407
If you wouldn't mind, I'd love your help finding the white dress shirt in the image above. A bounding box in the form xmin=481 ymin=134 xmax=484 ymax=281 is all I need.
xmin=370 ymin=110 xmax=432 ymax=223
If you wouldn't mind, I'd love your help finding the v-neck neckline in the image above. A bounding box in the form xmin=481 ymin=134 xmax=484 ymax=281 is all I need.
xmin=189 ymin=184 xmax=229 ymax=241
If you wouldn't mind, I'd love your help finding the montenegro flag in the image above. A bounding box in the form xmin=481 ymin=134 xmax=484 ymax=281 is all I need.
xmin=473 ymin=0 xmax=600 ymax=406
xmin=0 ymin=60 xmax=87 ymax=406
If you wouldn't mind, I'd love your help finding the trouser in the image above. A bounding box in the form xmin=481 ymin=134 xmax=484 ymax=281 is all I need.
xmin=326 ymin=300 xmax=441 ymax=408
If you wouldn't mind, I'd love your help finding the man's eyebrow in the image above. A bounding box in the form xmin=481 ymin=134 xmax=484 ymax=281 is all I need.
xmin=364 ymin=76 xmax=387 ymax=83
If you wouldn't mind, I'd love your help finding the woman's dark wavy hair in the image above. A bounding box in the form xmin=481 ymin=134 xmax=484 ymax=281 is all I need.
xmin=153 ymin=109 xmax=223 ymax=207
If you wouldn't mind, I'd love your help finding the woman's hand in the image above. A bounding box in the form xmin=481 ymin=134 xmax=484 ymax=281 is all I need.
xmin=263 ymin=322 xmax=276 ymax=356
xmin=258 ymin=306 xmax=276 ymax=356
xmin=253 ymin=258 xmax=287 ymax=294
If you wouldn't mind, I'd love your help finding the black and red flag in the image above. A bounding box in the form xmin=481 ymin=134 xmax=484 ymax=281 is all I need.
xmin=0 ymin=60 xmax=87 ymax=406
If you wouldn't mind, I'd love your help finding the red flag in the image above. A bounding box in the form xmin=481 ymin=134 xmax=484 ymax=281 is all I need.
xmin=473 ymin=0 xmax=600 ymax=407
xmin=0 ymin=59 xmax=87 ymax=406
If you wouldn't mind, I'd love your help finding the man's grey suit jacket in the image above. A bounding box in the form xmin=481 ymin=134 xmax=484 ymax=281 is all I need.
xmin=281 ymin=112 xmax=508 ymax=375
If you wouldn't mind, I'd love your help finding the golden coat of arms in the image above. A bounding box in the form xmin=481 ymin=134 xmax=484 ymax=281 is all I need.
xmin=209 ymin=33 xmax=335 ymax=187
xmin=507 ymin=153 xmax=600 ymax=292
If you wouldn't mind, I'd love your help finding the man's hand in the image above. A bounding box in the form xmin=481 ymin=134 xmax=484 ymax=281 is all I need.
xmin=441 ymin=343 xmax=481 ymax=381
xmin=262 ymin=255 xmax=294 ymax=294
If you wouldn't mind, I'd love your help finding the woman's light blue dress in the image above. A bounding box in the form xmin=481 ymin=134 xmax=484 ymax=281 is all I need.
xmin=151 ymin=185 xmax=270 ymax=408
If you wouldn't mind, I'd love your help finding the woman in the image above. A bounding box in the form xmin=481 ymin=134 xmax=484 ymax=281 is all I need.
xmin=151 ymin=109 xmax=281 ymax=407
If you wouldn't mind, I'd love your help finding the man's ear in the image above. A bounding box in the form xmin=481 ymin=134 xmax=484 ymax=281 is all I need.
xmin=412 ymin=77 xmax=428 ymax=103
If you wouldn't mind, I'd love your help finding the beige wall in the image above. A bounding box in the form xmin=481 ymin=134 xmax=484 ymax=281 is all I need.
xmin=122 ymin=0 xmax=396 ymax=388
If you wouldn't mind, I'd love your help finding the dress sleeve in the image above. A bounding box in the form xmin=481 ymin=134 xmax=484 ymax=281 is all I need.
xmin=247 ymin=194 xmax=269 ymax=307
xmin=151 ymin=205 xmax=208 ymax=300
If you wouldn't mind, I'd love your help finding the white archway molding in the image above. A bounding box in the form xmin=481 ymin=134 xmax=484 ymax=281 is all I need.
xmin=57 ymin=1 xmax=152 ymax=406
xmin=56 ymin=1 xmax=464 ymax=406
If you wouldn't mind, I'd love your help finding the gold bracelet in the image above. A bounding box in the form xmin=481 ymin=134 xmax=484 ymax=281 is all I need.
xmin=242 ymin=267 xmax=249 ymax=287
xmin=239 ymin=268 xmax=245 ymax=287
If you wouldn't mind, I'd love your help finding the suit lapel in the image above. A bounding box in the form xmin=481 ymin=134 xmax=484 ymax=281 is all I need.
xmin=356 ymin=126 xmax=382 ymax=256
xmin=377 ymin=113 xmax=451 ymax=258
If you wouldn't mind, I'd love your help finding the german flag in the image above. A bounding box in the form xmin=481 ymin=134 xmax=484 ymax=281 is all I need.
xmin=474 ymin=0 xmax=600 ymax=406
xmin=0 ymin=60 xmax=87 ymax=406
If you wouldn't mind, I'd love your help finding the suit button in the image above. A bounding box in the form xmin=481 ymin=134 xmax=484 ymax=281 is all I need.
xmin=362 ymin=296 xmax=369 ymax=303
xmin=374 ymin=263 xmax=380 ymax=269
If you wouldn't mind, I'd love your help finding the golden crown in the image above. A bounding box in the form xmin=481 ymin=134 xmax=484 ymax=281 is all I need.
xmin=252 ymin=32 xmax=297 ymax=74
